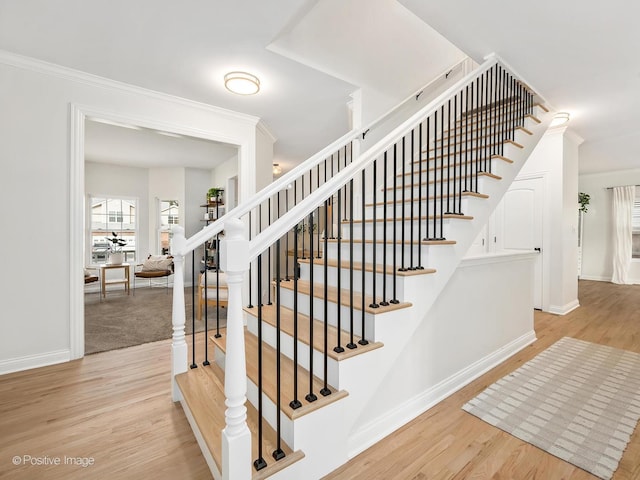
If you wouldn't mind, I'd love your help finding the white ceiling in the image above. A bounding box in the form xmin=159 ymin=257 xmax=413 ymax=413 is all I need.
xmin=2 ymin=1 xmax=632 ymax=175
xmin=0 ymin=0 xmax=464 ymax=173
xmin=399 ymin=0 xmax=640 ymax=174
xmin=84 ymin=119 xmax=238 ymax=170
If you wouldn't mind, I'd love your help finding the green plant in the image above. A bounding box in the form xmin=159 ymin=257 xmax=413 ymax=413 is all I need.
xmin=207 ymin=187 xmax=223 ymax=201
xmin=578 ymin=192 xmax=590 ymax=213
xmin=107 ymin=231 xmax=127 ymax=252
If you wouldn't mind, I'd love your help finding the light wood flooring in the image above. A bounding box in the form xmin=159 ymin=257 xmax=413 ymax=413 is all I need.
xmin=1 ymin=280 xmax=639 ymax=479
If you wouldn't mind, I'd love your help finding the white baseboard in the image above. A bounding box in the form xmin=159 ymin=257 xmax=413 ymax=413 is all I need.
xmin=348 ymin=330 xmax=537 ymax=458
xmin=0 ymin=349 xmax=70 ymax=376
xmin=548 ymin=299 xmax=580 ymax=315
xmin=578 ymin=275 xmax=610 ymax=282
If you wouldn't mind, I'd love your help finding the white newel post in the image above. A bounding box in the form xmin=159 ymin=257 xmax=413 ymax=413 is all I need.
xmin=220 ymin=218 xmax=251 ymax=480
xmin=171 ymin=225 xmax=188 ymax=402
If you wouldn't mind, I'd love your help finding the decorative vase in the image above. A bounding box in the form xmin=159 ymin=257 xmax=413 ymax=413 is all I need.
xmin=109 ymin=252 xmax=124 ymax=265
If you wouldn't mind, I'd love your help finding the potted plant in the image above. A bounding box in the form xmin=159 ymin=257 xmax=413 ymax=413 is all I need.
xmin=107 ymin=231 xmax=127 ymax=265
xmin=578 ymin=192 xmax=590 ymax=213
xmin=207 ymin=187 xmax=224 ymax=205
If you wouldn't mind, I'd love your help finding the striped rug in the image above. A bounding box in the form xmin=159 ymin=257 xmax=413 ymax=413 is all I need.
xmin=463 ymin=337 xmax=640 ymax=479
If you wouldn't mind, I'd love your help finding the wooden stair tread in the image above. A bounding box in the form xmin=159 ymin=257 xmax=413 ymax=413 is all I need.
xmin=366 ymin=191 xmax=488 ymax=207
xmin=344 ymin=214 xmax=474 ymax=223
xmin=408 ymin=155 xmax=513 ymax=172
xmin=211 ymin=328 xmax=349 ymax=421
xmin=440 ymin=122 xmax=532 ymax=140
xmin=533 ymin=102 xmax=549 ymax=112
xmin=419 ymin=139 xmax=523 ymax=160
xmin=279 ymin=279 xmax=412 ymax=315
xmin=327 ymin=238 xmax=456 ymax=246
xmin=176 ymin=366 xmax=305 ymax=478
xmin=384 ymin=171 xmax=501 ymax=191
xmin=297 ymin=257 xmax=437 ymax=277
xmin=244 ymin=304 xmax=384 ymax=361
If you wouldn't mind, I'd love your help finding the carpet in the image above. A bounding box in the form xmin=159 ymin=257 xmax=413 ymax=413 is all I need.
xmin=462 ymin=337 xmax=640 ymax=479
xmin=85 ymin=287 xmax=227 ymax=355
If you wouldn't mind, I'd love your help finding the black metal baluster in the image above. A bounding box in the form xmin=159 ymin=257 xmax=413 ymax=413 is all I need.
xmin=285 ymin=190 xmax=290 ymax=281
xmin=215 ymin=233 xmax=221 ymax=339
xmin=348 ymin=176 xmax=358 ymax=348
xmin=289 ymin=229 xmax=302 ymax=410
xmin=273 ymin=238 xmax=285 ymax=461
xmin=203 ymin=241 xmax=210 ymax=366
xmin=409 ymin=129 xmax=415 ymax=268
xmin=439 ymin=104 xmax=445 ymax=239
xmin=430 ymin=110 xmax=438 ymax=239
xmin=316 ymin=165 xmax=321 ymax=258
xmin=321 ymin=200 xmax=331 ymax=396
xmin=248 ymin=211 xmax=254 ymax=307
xmin=330 ymin=154 xmax=335 ymax=239
xmin=267 ymin=198 xmax=272 ymax=305
xmin=483 ymin=70 xmax=489 ymax=173
xmin=391 ymin=144 xmax=399 ymax=304
xmin=254 ymin=254 xmax=267 ymax=471
xmin=381 ymin=152 xmax=389 ymax=305
xmin=425 ymin=115 xmax=432 ymax=240
xmin=445 ymin=98 xmax=452 ymax=215
xmin=306 ymin=211 xmax=317 ymax=403
xmin=417 ymin=122 xmax=424 ymax=269
xmin=456 ymin=91 xmax=462 ymax=214
xmin=400 ymin=136 xmax=407 ymax=272
xmin=190 ymin=250 xmax=197 ymax=369
xmin=335 ymin=174 xmax=344 ymax=354
xmin=370 ymin=159 xmax=379 ymax=308
xmin=301 ymin=176 xmax=306 ymax=259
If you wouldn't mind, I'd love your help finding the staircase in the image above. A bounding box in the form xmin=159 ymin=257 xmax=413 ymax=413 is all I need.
xmin=170 ymin=57 xmax=552 ymax=479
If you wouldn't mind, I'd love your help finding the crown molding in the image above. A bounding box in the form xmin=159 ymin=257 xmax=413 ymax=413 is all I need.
xmin=0 ymin=49 xmax=260 ymax=126
xmin=256 ymin=120 xmax=278 ymax=144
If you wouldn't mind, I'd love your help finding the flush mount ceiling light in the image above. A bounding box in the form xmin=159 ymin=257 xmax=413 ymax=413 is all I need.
xmin=224 ymin=71 xmax=260 ymax=95
xmin=272 ymin=163 xmax=282 ymax=176
xmin=550 ymin=112 xmax=570 ymax=127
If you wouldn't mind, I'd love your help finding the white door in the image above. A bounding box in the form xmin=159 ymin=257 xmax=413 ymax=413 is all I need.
xmin=496 ymin=177 xmax=544 ymax=309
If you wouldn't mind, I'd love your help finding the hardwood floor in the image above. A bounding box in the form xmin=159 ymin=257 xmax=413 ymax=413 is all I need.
xmin=1 ymin=280 xmax=639 ymax=479
xmin=323 ymin=280 xmax=640 ymax=480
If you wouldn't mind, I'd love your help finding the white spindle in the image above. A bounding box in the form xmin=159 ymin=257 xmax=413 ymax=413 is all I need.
xmin=220 ymin=218 xmax=251 ymax=480
xmin=171 ymin=225 xmax=188 ymax=402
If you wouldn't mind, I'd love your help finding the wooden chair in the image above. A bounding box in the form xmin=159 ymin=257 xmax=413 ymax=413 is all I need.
xmin=198 ymin=270 xmax=228 ymax=320
xmin=133 ymin=255 xmax=174 ymax=293
xmin=84 ymin=267 xmax=101 ymax=297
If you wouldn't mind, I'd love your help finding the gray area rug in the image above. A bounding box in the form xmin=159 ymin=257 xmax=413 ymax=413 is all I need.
xmin=85 ymin=287 xmax=227 ymax=355
xmin=463 ymin=337 xmax=640 ymax=479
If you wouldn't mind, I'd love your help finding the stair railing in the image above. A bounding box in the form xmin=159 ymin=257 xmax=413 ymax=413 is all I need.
xmin=171 ymin=54 xmax=541 ymax=479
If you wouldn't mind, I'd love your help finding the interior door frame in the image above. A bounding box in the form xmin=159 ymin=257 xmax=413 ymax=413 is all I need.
xmin=69 ymin=104 xmax=244 ymax=360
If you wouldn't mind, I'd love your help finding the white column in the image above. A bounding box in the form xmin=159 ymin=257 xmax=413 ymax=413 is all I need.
xmin=171 ymin=225 xmax=188 ymax=401
xmin=220 ymin=218 xmax=251 ymax=480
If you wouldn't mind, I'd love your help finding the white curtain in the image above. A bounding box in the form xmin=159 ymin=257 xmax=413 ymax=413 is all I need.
xmin=612 ymin=185 xmax=635 ymax=284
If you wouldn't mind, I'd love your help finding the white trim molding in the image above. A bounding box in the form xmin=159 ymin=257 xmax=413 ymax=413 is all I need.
xmin=347 ymin=330 xmax=537 ymax=458
xmin=548 ymin=299 xmax=580 ymax=316
xmin=0 ymin=349 xmax=71 ymax=376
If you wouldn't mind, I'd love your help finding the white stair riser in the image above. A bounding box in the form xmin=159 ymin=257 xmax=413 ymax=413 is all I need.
xmin=244 ymin=312 xmax=340 ymax=388
xmin=278 ymin=287 xmax=376 ymax=340
xmin=365 ymin=197 xmax=473 ymax=219
xmin=404 ymin=156 xmax=511 ymax=180
xmin=298 ymin=261 xmax=407 ymax=300
xmin=382 ymin=174 xmax=497 ymax=198
xmin=325 ymin=241 xmax=454 ymax=267
xmin=340 ymin=218 xmax=461 ymax=241
xmin=214 ymin=348 xmax=296 ymax=447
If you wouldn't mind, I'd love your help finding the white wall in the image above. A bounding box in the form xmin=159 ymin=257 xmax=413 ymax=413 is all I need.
xmin=579 ymin=168 xmax=640 ymax=283
xmin=210 ymin=154 xmax=238 ymax=198
xmin=0 ymin=51 xmax=259 ymax=373
xmin=350 ymin=252 xmax=536 ymax=447
xmin=148 ymin=167 xmax=185 ymax=256
xmin=517 ymin=127 xmax=581 ymax=314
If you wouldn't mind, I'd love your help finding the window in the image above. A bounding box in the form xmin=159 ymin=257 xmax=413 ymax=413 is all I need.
xmin=159 ymin=200 xmax=179 ymax=255
xmin=89 ymin=196 xmax=137 ymax=264
xmin=633 ymin=195 xmax=640 ymax=258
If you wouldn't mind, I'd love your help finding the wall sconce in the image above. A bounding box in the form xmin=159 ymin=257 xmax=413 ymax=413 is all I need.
xmin=224 ymin=71 xmax=260 ymax=95
xmin=272 ymin=163 xmax=282 ymax=176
